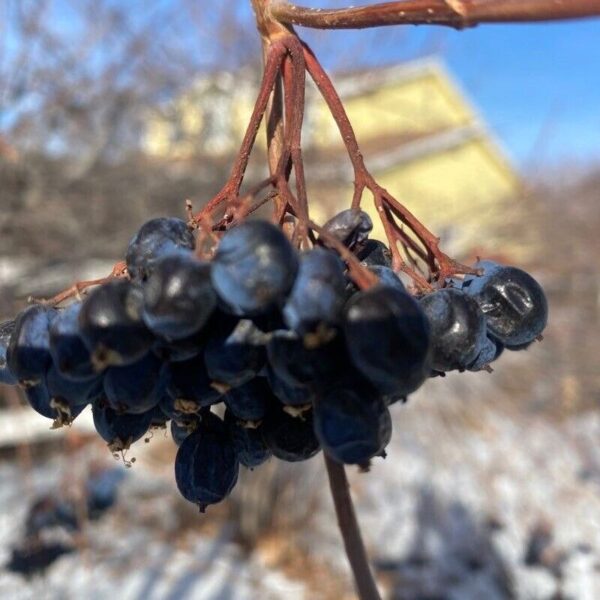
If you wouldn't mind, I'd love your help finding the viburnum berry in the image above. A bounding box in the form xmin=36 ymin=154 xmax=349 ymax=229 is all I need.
xmin=0 ymin=214 xmax=548 ymax=514
xmin=462 ymin=262 xmax=548 ymax=347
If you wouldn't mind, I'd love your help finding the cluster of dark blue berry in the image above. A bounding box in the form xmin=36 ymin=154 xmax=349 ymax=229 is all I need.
xmin=0 ymin=209 xmax=547 ymax=511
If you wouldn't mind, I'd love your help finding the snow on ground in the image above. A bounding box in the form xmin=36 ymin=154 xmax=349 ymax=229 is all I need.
xmin=1 ymin=365 xmax=599 ymax=599
xmin=0 ymin=446 xmax=307 ymax=600
xmin=349 ymin=371 xmax=600 ymax=599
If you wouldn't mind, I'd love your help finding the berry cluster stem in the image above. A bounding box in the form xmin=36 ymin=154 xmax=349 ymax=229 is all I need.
xmin=325 ymin=454 xmax=382 ymax=600
xmin=36 ymin=0 xmax=583 ymax=301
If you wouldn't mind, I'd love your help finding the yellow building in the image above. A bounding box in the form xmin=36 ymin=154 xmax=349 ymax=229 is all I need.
xmin=143 ymin=58 xmax=522 ymax=259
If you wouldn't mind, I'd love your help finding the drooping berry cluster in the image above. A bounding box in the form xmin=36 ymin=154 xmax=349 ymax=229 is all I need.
xmin=0 ymin=209 xmax=548 ymax=511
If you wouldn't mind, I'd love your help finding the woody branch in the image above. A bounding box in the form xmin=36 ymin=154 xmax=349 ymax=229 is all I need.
xmin=270 ymin=0 xmax=600 ymax=30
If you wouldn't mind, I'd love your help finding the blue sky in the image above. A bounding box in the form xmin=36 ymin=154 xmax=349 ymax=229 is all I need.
xmin=302 ymin=18 xmax=600 ymax=169
xmin=5 ymin=2 xmax=600 ymax=169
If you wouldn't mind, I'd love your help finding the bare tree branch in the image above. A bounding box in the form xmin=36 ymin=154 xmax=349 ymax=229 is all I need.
xmin=270 ymin=0 xmax=600 ymax=30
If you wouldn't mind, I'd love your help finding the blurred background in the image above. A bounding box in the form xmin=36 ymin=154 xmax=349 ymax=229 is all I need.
xmin=1 ymin=1 xmax=599 ymax=598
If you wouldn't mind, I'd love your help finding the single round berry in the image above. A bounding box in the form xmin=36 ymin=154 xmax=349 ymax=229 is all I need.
xmin=356 ymin=239 xmax=392 ymax=267
xmin=420 ymin=288 xmax=488 ymax=372
xmin=25 ymin=379 xmax=85 ymax=427
xmin=467 ymin=336 xmax=504 ymax=371
xmin=321 ymin=209 xmax=373 ymax=249
xmin=142 ymin=253 xmax=216 ymax=341
xmin=165 ymin=354 xmax=222 ymax=409
xmin=344 ymin=285 xmax=431 ymax=397
xmin=224 ymin=410 xmax=271 ymax=469
xmin=92 ymin=400 xmax=153 ymax=452
xmin=211 ymin=220 xmax=298 ymax=315
xmin=46 ymin=364 xmax=103 ymax=408
xmin=126 ymin=217 xmax=195 ymax=283
xmin=79 ymin=280 xmax=154 ymax=369
xmin=267 ymin=330 xmax=347 ymax=388
xmin=103 ymin=352 xmax=168 ymax=414
xmin=283 ymin=248 xmax=347 ymax=335
xmin=266 ymin=365 xmax=315 ymax=407
xmin=174 ymin=412 xmax=239 ymax=510
xmin=462 ymin=265 xmax=548 ymax=346
xmin=262 ymin=403 xmax=320 ymax=462
xmin=223 ymin=377 xmax=272 ymax=422
xmin=7 ymin=305 xmax=56 ymax=385
xmin=314 ymin=379 xmax=391 ymax=465
xmin=49 ymin=303 xmax=96 ymax=381
xmin=369 ymin=266 xmax=405 ymax=292
xmin=204 ymin=319 xmax=267 ymax=388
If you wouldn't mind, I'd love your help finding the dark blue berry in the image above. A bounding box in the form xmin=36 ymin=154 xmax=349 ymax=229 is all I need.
xmin=224 ymin=410 xmax=271 ymax=468
xmin=211 ymin=220 xmax=298 ymax=315
xmin=223 ymin=377 xmax=272 ymax=422
xmin=174 ymin=412 xmax=239 ymax=510
xmin=126 ymin=217 xmax=195 ymax=283
xmin=420 ymin=288 xmax=488 ymax=372
xmin=314 ymin=379 xmax=391 ymax=465
xmin=267 ymin=330 xmax=347 ymax=388
xmin=356 ymin=239 xmax=392 ymax=267
xmin=283 ymin=248 xmax=347 ymax=335
xmin=262 ymin=403 xmax=320 ymax=462
xmin=204 ymin=319 xmax=267 ymax=388
xmin=103 ymin=352 xmax=168 ymax=414
xmin=47 ymin=364 xmax=103 ymax=408
xmin=266 ymin=365 xmax=315 ymax=407
xmin=79 ymin=280 xmax=154 ymax=369
xmin=165 ymin=354 xmax=221 ymax=409
xmin=92 ymin=400 xmax=153 ymax=451
xmin=321 ymin=209 xmax=373 ymax=249
xmin=7 ymin=305 xmax=56 ymax=385
xmin=467 ymin=336 xmax=504 ymax=371
xmin=142 ymin=253 xmax=216 ymax=340
xmin=370 ymin=266 xmax=405 ymax=292
xmin=49 ymin=303 xmax=96 ymax=381
xmin=25 ymin=379 xmax=85 ymax=426
xmin=0 ymin=320 xmax=17 ymax=384
xmin=462 ymin=264 xmax=548 ymax=346
xmin=344 ymin=285 xmax=431 ymax=397
xmin=171 ymin=414 xmax=201 ymax=447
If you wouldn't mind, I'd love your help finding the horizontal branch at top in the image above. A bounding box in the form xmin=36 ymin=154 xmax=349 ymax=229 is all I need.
xmin=270 ymin=0 xmax=600 ymax=30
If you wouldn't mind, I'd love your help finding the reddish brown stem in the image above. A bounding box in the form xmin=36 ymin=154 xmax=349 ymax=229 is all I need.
xmin=375 ymin=197 xmax=432 ymax=291
xmin=31 ymin=261 xmax=127 ymax=307
xmin=195 ymin=41 xmax=286 ymax=222
xmin=302 ymin=43 xmax=437 ymax=278
xmin=302 ymin=42 xmax=369 ymax=199
xmin=271 ymin=0 xmax=600 ymax=30
xmin=281 ymin=37 xmax=311 ymax=246
xmin=302 ymin=41 xmax=477 ymax=283
xmin=324 ymin=454 xmax=382 ymax=600
xmin=218 ymin=192 xmax=279 ymax=230
xmin=389 ymin=218 xmax=431 ymax=267
xmin=263 ymin=43 xmax=287 ymax=221
xmin=212 ymin=180 xmax=278 ymax=230
xmin=308 ymin=219 xmax=378 ymax=289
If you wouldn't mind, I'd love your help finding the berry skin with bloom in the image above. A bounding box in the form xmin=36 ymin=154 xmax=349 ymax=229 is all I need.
xmin=211 ymin=220 xmax=298 ymax=316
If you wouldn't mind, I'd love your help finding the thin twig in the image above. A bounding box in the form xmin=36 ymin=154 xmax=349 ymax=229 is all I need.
xmin=30 ymin=260 xmax=127 ymax=307
xmin=308 ymin=219 xmax=378 ymax=289
xmin=281 ymin=36 xmax=311 ymax=247
xmin=263 ymin=36 xmax=287 ymax=220
xmin=302 ymin=41 xmax=471 ymax=283
xmin=194 ymin=41 xmax=287 ymax=223
xmin=271 ymin=0 xmax=600 ymax=30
